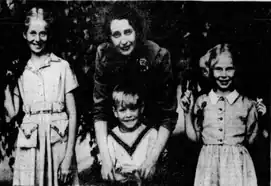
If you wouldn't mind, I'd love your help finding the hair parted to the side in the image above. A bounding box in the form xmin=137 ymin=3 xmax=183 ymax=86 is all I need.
xmin=199 ymin=43 xmax=239 ymax=74
xmin=208 ymin=44 xmax=234 ymax=68
xmin=203 ymin=43 xmax=242 ymax=90
xmin=102 ymin=2 xmax=149 ymax=45
xmin=24 ymin=6 xmax=55 ymax=47
xmin=6 ymin=6 xmax=55 ymax=90
xmin=112 ymin=80 xmax=145 ymax=110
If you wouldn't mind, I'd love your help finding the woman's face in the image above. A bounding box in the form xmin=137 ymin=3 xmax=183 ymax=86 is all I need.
xmin=24 ymin=18 xmax=48 ymax=55
xmin=110 ymin=19 xmax=136 ymax=56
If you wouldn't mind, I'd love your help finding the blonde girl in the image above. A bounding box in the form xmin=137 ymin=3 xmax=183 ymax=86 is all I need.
xmin=181 ymin=44 xmax=259 ymax=186
xmin=4 ymin=6 xmax=79 ymax=186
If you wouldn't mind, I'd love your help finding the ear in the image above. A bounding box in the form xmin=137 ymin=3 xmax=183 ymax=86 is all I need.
xmin=206 ymin=68 xmax=210 ymax=77
xmin=140 ymin=104 xmax=145 ymax=113
xmin=23 ymin=32 xmax=26 ymax=40
xmin=113 ymin=107 xmax=118 ymax=118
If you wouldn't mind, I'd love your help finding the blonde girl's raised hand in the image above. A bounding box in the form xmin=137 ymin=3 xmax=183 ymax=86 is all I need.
xmin=256 ymin=98 xmax=266 ymax=116
xmin=180 ymin=80 xmax=194 ymax=114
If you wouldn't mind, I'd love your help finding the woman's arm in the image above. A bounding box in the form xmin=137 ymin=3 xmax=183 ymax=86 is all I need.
xmin=93 ymin=44 xmax=115 ymax=180
xmin=154 ymin=50 xmax=177 ymax=154
xmin=140 ymin=46 xmax=177 ymax=178
xmin=94 ymin=120 xmax=115 ymax=180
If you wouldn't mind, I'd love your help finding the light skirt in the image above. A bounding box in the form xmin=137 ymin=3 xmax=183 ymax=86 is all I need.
xmin=194 ymin=144 xmax=257 ymax=186
xmin=13 ymin=141 xmax=79 ymax=186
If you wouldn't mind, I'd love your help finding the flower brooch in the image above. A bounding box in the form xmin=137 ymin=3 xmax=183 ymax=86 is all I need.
xmin=137 ymin=58 xmax=149 ymax=72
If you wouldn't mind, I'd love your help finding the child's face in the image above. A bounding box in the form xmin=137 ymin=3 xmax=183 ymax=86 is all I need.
xmin=114 ymin=105 xmax=141 ymax=129
xmin=113 ymin=93 xmax=142 ymax=129
xmin=24 ymin=18 xmax=48 ymax=55
xmin=212 ymin=53 xmax=235 ymax=91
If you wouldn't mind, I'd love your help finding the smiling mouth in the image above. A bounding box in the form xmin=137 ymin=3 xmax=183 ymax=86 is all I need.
xmin=219 ymin=80 xmax=230 ymax=85
xmin=32 ymin=44 xmax=42 ymax=48
xmin=123 ymin=118 xmax=136 ymax=122
xmin=120 ymin=46 xmax=131 ymax=51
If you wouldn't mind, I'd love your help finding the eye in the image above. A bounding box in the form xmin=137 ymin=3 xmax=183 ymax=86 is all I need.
xmin=201 ymin=68 xmax=208 ymax=74
xmin=112 ymin=31 xmax=121 ymax=38
xmin=29 ymin=30 xmax=36 ymax=36
xmin=226 ymin=67 xmax=235 ymax=71
xmin=118 ymin=108 xmax=126 ymax=112
xmin=124 ymin=29 xmax=133 ymax=35
xmin=39 ymin=31 xmax=47 ymax=38
xmin=129 ymin=106 xmax=138 ymax=111
xmin=214 ymin=67 xmax=222 ymax=71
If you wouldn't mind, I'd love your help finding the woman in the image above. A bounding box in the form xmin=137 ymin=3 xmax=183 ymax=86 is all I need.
xmin=92 ymin=3 xmax=178 ymax=184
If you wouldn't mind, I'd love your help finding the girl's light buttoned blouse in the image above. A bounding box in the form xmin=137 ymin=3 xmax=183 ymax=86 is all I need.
xmin=194 ymin=90 xmax=258 ymax=145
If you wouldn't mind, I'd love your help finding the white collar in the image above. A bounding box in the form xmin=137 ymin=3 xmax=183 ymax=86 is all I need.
xmin=209 ymin=89 xmax=239 ymax=105
xmin=26 ymin=53 xmax=60 ymax=71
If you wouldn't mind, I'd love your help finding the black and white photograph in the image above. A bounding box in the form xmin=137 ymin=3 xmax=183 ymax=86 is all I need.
xmin=0 ymin=0 xmax=270 ymax=186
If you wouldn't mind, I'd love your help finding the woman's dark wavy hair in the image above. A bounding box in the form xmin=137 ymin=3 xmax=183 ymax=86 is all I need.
xmin=103 ymin=2 xmax=149 ymax=45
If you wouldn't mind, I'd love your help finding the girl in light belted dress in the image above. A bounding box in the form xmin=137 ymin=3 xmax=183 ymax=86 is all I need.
xmin=4 ymin=6 xmax=79 ymax=186
xmin=181 ymin=44 xmax=261 ymax=186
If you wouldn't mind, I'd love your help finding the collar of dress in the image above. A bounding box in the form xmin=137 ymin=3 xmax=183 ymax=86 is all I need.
xmin=25 ymin=53 xmax=61 ymax=71
xmin=209 ymin=89 xmax=239 ymax=105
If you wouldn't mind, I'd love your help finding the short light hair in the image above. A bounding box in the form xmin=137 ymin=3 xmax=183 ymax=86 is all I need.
xmin=112 ymin=81 xmax=144 ymax=109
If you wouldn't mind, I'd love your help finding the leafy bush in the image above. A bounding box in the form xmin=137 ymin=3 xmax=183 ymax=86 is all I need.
xmin=0 ymin=2 xmax=270 ymax=185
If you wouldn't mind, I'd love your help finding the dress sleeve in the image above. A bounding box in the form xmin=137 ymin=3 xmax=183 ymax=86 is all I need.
xmin=64 ymin=61 xmax=79 ymax=94
xmin=92 ymin=44 xmax=112 ymax=123
xmin=246 ymin=101 xmax=259 ymax=144
xmin=154 ymin=48 xmax=178 ymax=132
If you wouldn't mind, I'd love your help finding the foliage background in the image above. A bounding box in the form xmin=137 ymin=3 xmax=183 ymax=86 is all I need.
xmin=0 ymin=1 xmax=270 ymax=185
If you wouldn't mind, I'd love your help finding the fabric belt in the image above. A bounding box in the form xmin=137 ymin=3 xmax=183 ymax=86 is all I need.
xmin=23 ymin=101 xmax=64 ymax=115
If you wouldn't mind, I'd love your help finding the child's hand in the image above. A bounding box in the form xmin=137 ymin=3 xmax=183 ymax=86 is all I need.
xmin=180 ymin=81 xmax=194 ymax=114
xmin=58 ymin=155 xmax=73 ymax=184
xmin=256 ymin=98 xmax=266 ymax=116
